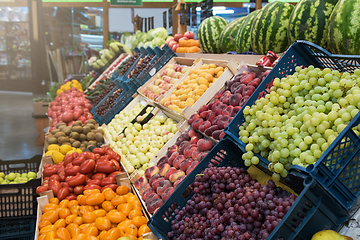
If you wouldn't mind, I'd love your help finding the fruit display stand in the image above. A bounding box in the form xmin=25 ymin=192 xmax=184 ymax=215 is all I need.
xmin=137 ymin=57 xmax=196 ymax=103
xmin=0 ymin=155 xmax=42 ymax=239
xmin=156 ymin=58 xmax=239 ymax=121
xmin=148 ymin=136 xmax=350 ymax=239
xmin=225 ymin=40 xmax=360 ymax=211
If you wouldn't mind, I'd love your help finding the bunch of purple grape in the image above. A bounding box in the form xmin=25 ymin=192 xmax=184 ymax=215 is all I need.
xmin=168 ymin=166 xmax=297 ymax=240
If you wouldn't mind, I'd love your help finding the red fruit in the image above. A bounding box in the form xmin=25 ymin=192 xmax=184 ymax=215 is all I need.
xmin=197 ymin=105 xmax=208 ymax=115
xmin=204 ymin=125 xmax=219 ymax=137
xmin=240 ymin=72 xmax=256 ymax=84
xmin=188 ymin=113 xmax=200 ymax=125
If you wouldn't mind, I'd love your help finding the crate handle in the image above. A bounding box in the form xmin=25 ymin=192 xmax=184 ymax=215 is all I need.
xmin=0 ymin=188 xmax=20 ymax=195
xmin=8 ymin=163 xmax=26 ymax=169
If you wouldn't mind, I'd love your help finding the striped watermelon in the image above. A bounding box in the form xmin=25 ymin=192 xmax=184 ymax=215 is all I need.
xmin=198 ymin=16 xmax=228 ymax=54
xmin=251 ymin=2 xmax=295 ymax=55
xmin=235 ymin=10 xmax=261 ymax=54
xmin=219 ymin=16 xmax=246 ymax=53
xmin=288 ymin=0 xmax=338 ymax=49
xmin=327 ymin=0 xmax=360 ymax=55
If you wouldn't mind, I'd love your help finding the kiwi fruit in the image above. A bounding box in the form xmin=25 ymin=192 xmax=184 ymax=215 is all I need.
xmin=62 ymin=127 xmax=71 ymax=135
xmin=79 ymin=133 xmax=87 ymax=142
xmin=56 ymin=122 xmax=66 ymax=129
xmin=58 ymin=125 xmax=66 ymax=131
xmin=51 ymin=129 xmax=60 ymax=135
xmin=96 ymin=128 xmax=104 ymax=135
xmin=82 ymin=126 xmax=91 ymax=135
xmin=80 ymin=146 xmax=86 ymax=151
xmin=95 ymin=123 xmax=100 ymax=129
xmin=70 ymin=132 xmax=79 ymax=139
xmin=82 ymin=141 xmax=88 ymax=146
xmin=72 ymin=126 xmax=83 ymax=133
xmin=87 ymin=123 xmax=95 ymax=130
xmin=87 ymin=132 xmax=95 ymax=141
xmin=48 ymin=137 xmax=57 ymax=144
xmin=95 ymin=133 xmax=104 ymax=143
xmin=88 ymin=140 xmax=97 ymax=146
xmin=86 ymin=119 xmax=96 ymax=125
xmin=54 ymin=132 xmax=66 ymax=138
xmin=72 ymin=141 xmax=81 ymax=148
xmin=73 ymin=120 xmax=83 ymax=126
xmin=80 ymin=143 xmax=87 ymax=150
xmin=69 ymin=138 xmax=76 ymax=144
xmin=58 ymin=136 xmax=70 ymax=144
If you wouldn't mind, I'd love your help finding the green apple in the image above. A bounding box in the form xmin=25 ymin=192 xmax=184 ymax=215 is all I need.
xmin=28 ymin=171 xmax=37 ymax=179
xmin=121 ymin=145 xmax=129 ymax=155
xmin=141 ymin=163 xmax=150 ymax=170
xmin=0 ymin=177 xmax=4 ymax=183
xmin=134 ymin=123 xmax=142 ymax=131
xmin=18 ymin=177 xmax=27 ymax=183
xmin=0 ymin=172 xmax=4 ymax=178
xmin=14 ymin=177 xmax=20 ymax=183
xmin=137 ymin=170 xmax=145 ymax=176
xmin=139 ymin=144 xmax=149 ymax=153
xmin=139 ymin=155 xmax=149 ymax=165
xmin=130 ymin=158 xmax=141 ymax=168
xmin=9 ymin=181 xmax=18 ymax=184
xmin=21 ymin=173 xmax=28 ymax=178
xmin=142 ymin=124 xmax=149 ymax=130
xmin=1 ymin=179 xmax=10 ymax=184
xmin=15 ymin=173 xmax=21 ymax=178
xmin=7 ymin=172 xmax=16 ymax=181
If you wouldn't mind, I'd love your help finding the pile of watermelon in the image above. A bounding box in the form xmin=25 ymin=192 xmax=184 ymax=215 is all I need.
xmin=199 ymin=0 xmax=360 ymax=56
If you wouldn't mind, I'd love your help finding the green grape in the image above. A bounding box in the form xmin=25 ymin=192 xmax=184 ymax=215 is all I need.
xmin=351 ymin=109 xmax=359 ymax=118
xmin=310 ymin=143 xmax=320 ymax=152
xmin=341 ymin=112 xmax=351 ymax=122
xmin=272 ymin=173 xmax=281 ymax=182
xmin=241 ymin=136 xmax=249 ymax=144
xmin=245 ymin=143 xmax=254 ymax=151
xmin=251 ymin=156 xmax=259 ymax=165
xmin=280 ymin=169 xmax=288 ymax=178
xmin=333 ymin=89 xmax=343 ymax=98
xmin=244 ymin=159 xmax=252 ymax=167
xmin=305 ymin=155 xmax=316 ymax=164
xmin=313 ymin=149 xmax=322 ymax=158
xmin=274 ymin=163 xmax=284 ymax=173
xmin=304 ymin=136 xmax=313 ymax=145
xmin=355 ymin=69 xmax=360 ymax=76
xmin=299 ymin=142 xmax=308 ymax=151
xmin=293 ymin=148 xmax=301 ymax=157
xmin=281 ymin=149 xmax=290 ymax=158
xmin=321 ymin=142 xmax=329 ymax=151
xmin=316 ymin=124 xmax=326 ymax=134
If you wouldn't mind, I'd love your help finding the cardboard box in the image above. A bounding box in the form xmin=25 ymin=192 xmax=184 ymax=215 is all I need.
xmin=33 ymin=102 xmax=49 ymax=116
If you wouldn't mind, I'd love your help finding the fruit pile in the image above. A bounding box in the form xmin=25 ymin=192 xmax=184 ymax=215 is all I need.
xmin=133 ymin=129 xmax=214 ymax=214
xmin=45 ymin=144 xmax=82 ymax=164
xmin=160 ymin=64 xmax=225 ymax=113
xmin=56 ymin=80 xmax=83 ymax=96
xmin=0 ymin=171 xmax=37 ymax=184
xmin=240 ymin=66 xmax=360 ymax=181
xmin=85 ymin=80 xmax=115 ymax=105
xmin=117 ymin=53 xmax=141 ymax=76
xmin=46 ymin=120 xmax=104 ymax=152
xmin=38 ymin=186 xmax=151 ymax=240
xmin=168 ymin=166 xmax=296 ymax=239
xmin=118 ymin=115 xmax=178 ymax=174
xmin=47 ymin=88 xmax=93 ymax=131
xmin=188 ymin=68 xmax=270 ymax=140
xmin=176 ymin=39 xmax=201 ymax=53
xmin=140 ymin=64 xmax=189 ymax=101
xmin=128 ymin=55 xmax=155 ymax=79
xmin=37 ymin=147 xmax=122 ymax=199
xmin=167 ymin=31 xmax=195 ymax=52
xmin=95 ymin=88 xmax=125 ymax=117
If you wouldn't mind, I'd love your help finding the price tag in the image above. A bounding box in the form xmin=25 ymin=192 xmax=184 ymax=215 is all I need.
xmin=149 ymin=68 xmax=156 ymax=76
xmin=186 ymin=3 xmax=191 ymax=26
xmin=192 ymin=2 xmax=197 ymax=26
xmin=180 ymin=3 xmax=185 ymax=25
xmin=169 ymin=8 xmax=173 ymax=28
xmin=163 ymin=11 xmax=167 ymax=28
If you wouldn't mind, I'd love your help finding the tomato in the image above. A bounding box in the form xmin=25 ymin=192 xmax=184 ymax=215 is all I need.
xmin=128 ymin=210 xmax=142 ymax=220
xmin=85 ymin=225 xmax=98 ymax=236
xmin=98 ymin=155 xmax=110 ymax=162
xmin=72 ymin=155 xmax=86 ymax=166
xmin=93 ymin=209 xmax=107 ymax=217
xmin=95 ymin=217 xmax=111 ymax=231
xmin=48 ymin=179 xmax=62 ymax=196
xmin=107 ymin=171 xmax=122 ymax=178
xmin=68 ymin=173 xmax=86 ymax=187
xmin=49 ymin=174 xmax=60 ymax=182
xmin=138 ymin=224 xmax=151 ymax=237
xmin=38 ymin=220 xmax=52 ymax=229
xmin=54 ymin=218 xmax=66 ymax=228
xmin=45 ymin=231 xmax=56 ymax=240
xmin=84 ymin=184 xmax=102 ymax=191
xmin=118 ymin=203 xmax=133 ymax=216
xmin=87 ymin=179 xmax=100 ymax=185
xmin=59 ymin=199 xmax=69 ymax=208
xmin=55 ymin=227 xmax=71 ymax=240
xmin=132 ymin=216 xmax=147 ymax=228
xmin=86 ymin=192 xmax=105 ymax=205
xmin=73 ymin=185 xmax=84 ymax=195
xmin=43 ymin=166 xmax=58 ymax=177
xmin=57 ymin=187 xmax=70 ymax=200
xmin=93 ymin=147 xmax=106 ymax=155
xmin=101 ymin=201 xmax=114 ymax=211
xmin=44 ymin=164 xmax=51 ymax=169
xmin=65 ymin=214 xmax=76 ymax=225
xmin=83 ymin=152 xmax=95 ymax=160
xmin=125 ymin=223 xmax=138 ymax=237
xmin=41 ymin=210 xmax=59 ymax=223
xmin=39 ymin=225 xmax=57 ymax=234
xmin=58 ymin=169 xmax=66 ymax=182
xmin=111 ymin=195 xmax=127 ymax=206
xmin=65 ymin=176 xmax=72 ymax=182
xmin=71 ymin=151 xmax=79 ymax=159
xmin=64 ymin=154 xmax=74 ymax=166
xmin=94 ymin=153 xmax=101 ymax=160
xmin=110 ymin=160 xmax=120 ymax=171
xmin=106 ymin=149 xmax=121 ymax=162
xmin=101 ymin=184 xmax=118 ymax=192
xmin=106 ymin=211 xmax=126 ymax=223
xmin=79 ymin=159 xmax=95 ymax=174
xmin=65 ymin=193 xmax=77 ymax=201
xmin=65 ymin=163 xmax=80 ymax=176
xmin=116 ymin=186 xmax=129 ymax=195
xmin=85 ymin=172 xmax=93 ymax=179
xmin=99 ymin=177 xmax=115 ymax=187
xmin=91 ymin=173 xmax=107 ymax=180
xmin=72 ymin=233 xmax=87 ymax=240
xmin=58 ymin=207 xmax=71 ymax=219
xmin=36 ymin=185 xmax=48 ymax=195
xmin=104 ymin=227 xmax=121 ymax=240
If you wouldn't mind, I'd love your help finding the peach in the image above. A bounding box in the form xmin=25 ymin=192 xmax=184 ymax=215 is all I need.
xmin=175 ymin=133 xmax=190 ymax=146
xmin=178 ymin=141 xmax=191 ymax=155
xmin=225 ymin=80 xmax=235 ymax=91
xmin=199 ymin=120 xmax=211 ymax=133
xmin=211 ymin=102 xmax=222 ymax=112
xmin=206 ymin=112 xmax=217 ymax=123
xmin=188 ymin=129 xmax=202 ymax=139
xmin=169 ymin=170 xmax=185 ymax=183
xmin=183 ymin=144 xmax=197 ymax=158
xmin=214 ymin=89 xmax=225 ymax=99
xmin=173 ymin=155 xmax=186 ymax=169
xmin=145 ymin=193 xmax=161 ymax=205
xmin=191 ymin=118 xmax=204 ymax=131
xmin=198 ymin=151 xmax=209 ymax=161
xmin=166 ymin=145 xmax=179 ymax=158
xmin=147 ymin=198 xmax=164 ymax=214
xmin=243 ymin=85 xmax=256 ymax=97
xmin=156 ymin=179 xmax=173 ymax=196
xmin=239 ymin=96 xmax=250 ymax=108
xmin=142 ymin=188 xmax=155 ymax=201
xmin=212 ymin=129 xmax=223 ymax=140
xmin=197 ymin=105 xmax=208 ymax=114
xmin=219 ymin=132 xmax=226 ymax=140
xmin=212 ymin=115 xmax=221 ymax=126
xmin=173 ymin=175 xmax=187 ymax=188
xmin=161 ymin=187 xmax=174 ymax=202
xmin=157 ymin=156 xmax=169 ymax=169
xmin=216 ymin=104 xmax=227 ymax=116
xmin=191 ymin=148 xmax=201 ymax=161
xmin=168 ymin=152 xmax=179 ymax=166
xmin=197 ymin=139 xmax=213 ymax=152
xmin=138 ymin=183 xmax=152 ymax=195
xmin=204 ymin=125 xmax=219 ymax=137
xmin=179 ymin=158 xmax=194 ymax=171
xmin=220 ymin=90 xmax=231 ymax=102
xmin=144 ymin=166 xmax=159 ymax=180
xmin=217 ymin=115 xmax=231 ymax=129
xmin=190 ymin=136 xmax=200 ymax=145
xmin=188 ymin=113 xmax=200 ymax=125
xmin=186 ymin=161 xmax=199 ymax=175
xmin=134 ymin=176 xmax=148 ymax=189
xmin=152 ymin=177 xmax=165 ymax=190
xmin=199 ymin=110 xmax=212 ymax=119
xmin=231 ymin=106 xmax=241 ymax=117
xmin=159 ymin=163 xmax=171 ymax=177
xmin=222 ymin=106 xmax=234 ymax=116
xmin=149 ymin=173 xmax=160 ymax=186
xmin=164 ymin=167 xmax=177 ymax=180
xmin=229 ymin=93 xmax=242 ymax=107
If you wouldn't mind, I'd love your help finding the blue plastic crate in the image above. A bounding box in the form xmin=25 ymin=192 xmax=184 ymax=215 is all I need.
xmin=224 ymin=40 xmax=360 ymax=210
xmin=148 ymin=136 xmax=349 ymax=240
xmin=0 ymin=217 xmax=36 ymax=239
xmin=116 ymin=47 xmax=145 ymax=78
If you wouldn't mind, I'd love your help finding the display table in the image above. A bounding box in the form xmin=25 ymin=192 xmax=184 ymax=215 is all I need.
xmin=32 ymin=113 xmax=49 ymax=146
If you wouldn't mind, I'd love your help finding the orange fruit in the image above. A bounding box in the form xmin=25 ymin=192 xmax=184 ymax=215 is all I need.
xmin=111 ymin=195 xmax=127 ymax=206
xmin=38 ymin=220 xmax=52 ymax=229
xmin=106 ymin=211 xmax=126 ymax=223
xmin=116 ymin=186 xmax=129 ymax=195
xmin=132 ymin=216 xmax=147 ymax=228
xmin=138 ymin=224 xmax=151 ymax=237
xmin=103 ymin=190 xmax=117 ymax=201
xmin=102 ymin=201 xmax=115 ymax=212
xmin=82 ymin=211 xmax=97 ymax=223
xmin=58 ymin=207 xmax=70 ymax=219
xmin=49 ymin=198 xmax=59 ymax=205
xmin=128 ymin=210 xmax=142 ymax=220
xmin=95 ymin=217 xmax=111 ymax=231
xmin=41 ymin=210 xmax=59 ymax=223
xmin=54 ymin=218 xmax=66 ymax=228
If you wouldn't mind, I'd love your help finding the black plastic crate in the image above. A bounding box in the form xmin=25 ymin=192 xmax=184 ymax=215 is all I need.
xmin=0 ymin=217 xmax=36 ymax=239
xmin=148 ymin=137 xmax=349 ymax=240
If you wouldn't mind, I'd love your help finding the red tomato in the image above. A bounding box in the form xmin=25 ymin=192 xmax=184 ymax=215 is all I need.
xmin=95 ymin=161 xmax=116 ymax=174
xmin=43 ymin=166 xmax=58 ymax=177
xmin=50 ymin=174 xmax=60 ymax=182
xmin=101 ymin=184 xmax=118 ymax=192
xmin=92 ymin=173 xmax=107 ymax=180
xmin=79 ymin=159 xmax=96 ymax=174
xmin=74 ymin=185 xmax=84 ymax=195
xmin=68 ymin=174 xmax=86 ymax=187
xmin=83 ymin=152 xmax=95 ymax=160
xmin=93 ymin=148 xmax=106 ymax=155
xmin=100 ymin=177 xmax=115 ymax=187
xmin=98 ymin=155 xmax=110 ymax=162
xmin=94 ymin=153 xmax=101 ymax=160
xmin=84 ymin=184 xmax=102 ymax=191
xmin=58 ymin=170 xmax=66 ymax=182
xmin=106 ymin=149 xmax=121 ymax=162
xmin=71 ymin=151 xmax=79 ymax=159
xmin=48 ymin=179 xmax=62 ymax=196
xmin=64 ymin=154 xmax=74 ymax=166
xmin=72 ymin=156 xmax=86 ymax=166
xmin=65 ymin=176 xmax=72 ymax=182
xmin=65 ymin=163 xmax=80 ymax=176
xmin=44 ymin=164 xmax=51 ymax=169
xmin=36 ymin=185 xmax=48 ymax=195
xmin=65 ymin=193 xmax=77 ymax=201
xmin=57 ymin=187 xmax=70 ymax=200
xmin=87 ymin=179 xmax=101 ymax=186
xmin=108 ymin=171 xmax=123 ymax=178
xmin=85 ymin=176 xmax=91 ymax=185
xmin=110 ymin=160 xmax=120 ymax=171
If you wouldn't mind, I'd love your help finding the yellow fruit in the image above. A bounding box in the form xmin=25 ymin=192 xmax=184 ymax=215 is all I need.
xmin=194 ymin=95 xmax=201 ymax=101
xmin=59 ymin=145 xmax=73 ymax=155
xmin=217 ymin=71 xmax=224 ymax=78
xmin=214 ymin=67 xmax=224 ymax=74
xmin=199 ymin=85 xmax=208 ymax=91
xmin=52 ymin=151 xmax=65 ymax=164
xmin=185 ymin=98 xmax=195 ymax=106
xmin=205 ymin=74 xmax=213 ymax=82
xmin=76 ymin=149 xmax=82 ymax=154
xmin=45 ymin=150 xmax=57 ymax=157
xmin=179 ymin=102 xmax=187 ymax=109
xmin=195 ymin=89 xmax=205 ymax=96
xmin=56 ymin=89 xmax=64 ymax=96
xmin=311 ymin=229 xmax=353 ymax=240
xmin=48 ymin=144 xmax=60 ymax=151
xmin=179 ymin=94 xmax=187 ymax=101
xmin=209 ymin=64 xmax=216 ymax=68
xmin=197 ymin=78 xmax=208 ymax=86
xmin=65 ymin=150 xmax=76 ymax=155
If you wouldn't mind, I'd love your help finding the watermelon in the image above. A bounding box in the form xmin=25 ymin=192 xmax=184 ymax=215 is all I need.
xmin=327 ymin=0 xmax=360 ymax=55
xmin=235 ymin=10 xmax=261 ymax=54
xmin=288 ymin=0 xmax=338 ymax=50
xmin=198 ymin=16 xmax=228 ymax=54
xmin=251 ymin=2 xmax=295 ymax=55
xmin=219 ymin=16 xmax=246 ymax=53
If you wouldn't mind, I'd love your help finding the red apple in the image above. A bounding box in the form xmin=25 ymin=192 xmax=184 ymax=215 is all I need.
xmin=184 ymin=31 xmax=195 ymax=39
xmin=172 ymin=43 xmax=179 ymax=52
xmin=174 ymin=33 xmax=184 ymax=42
xmin=168 ymin=40 xmax=177 ymax=49
xmin=166 ymin=36 xmax=175 ymax=44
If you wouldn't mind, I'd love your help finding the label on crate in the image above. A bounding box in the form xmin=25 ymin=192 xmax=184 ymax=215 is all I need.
xmin=149 ymin=68 xmax=156 ymax=76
